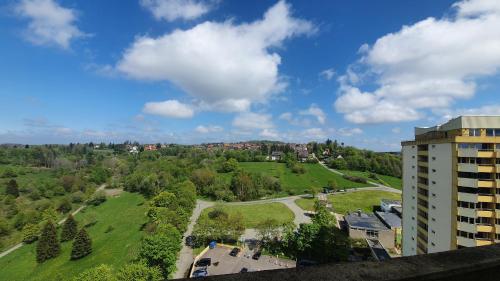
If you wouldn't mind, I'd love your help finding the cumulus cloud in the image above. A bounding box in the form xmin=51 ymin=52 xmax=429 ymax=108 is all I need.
xmin=195 ymin=125 xmax=223 ymax=133
xmin=299 ymin=104 xmax=326 ymax=124
xmin=259 ymin=128 xmax=279 ymax=139
xmin=232 ymin=112 xmax=274 ymax=130
xmin=436 ymin=104 xmax=500 ymax=120
xmin=335 ymin=0 xmax=500 ymax=124
xmin=319 ymin=68 xmax=336 ymax=80
xmin=140 ymin=0 xmax=214 ymax=22
xmin=14 ymin=0 xmax=87 ymax=49
xmin=118 ymin=0 xmax=315 ymax=113
xmin=337 ymin=127 xmax=363 ymax=137
xmin=143 ymin=100 xmax=194 ymax=118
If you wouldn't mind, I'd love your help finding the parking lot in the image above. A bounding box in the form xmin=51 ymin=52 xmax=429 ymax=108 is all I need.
xmin=191 ymin=245 xmax=295 ymax=277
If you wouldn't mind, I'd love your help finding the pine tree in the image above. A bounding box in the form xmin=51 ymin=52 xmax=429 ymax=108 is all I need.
xmin=71 ymin=228 xmax=92 ymax=260
xmin=6 ymin=179 xmax=19 ymax=197
xmin=60 ymin=214 xmax=78 ymax=242
xmin=36 ymin=221 xmax=61 ymax=263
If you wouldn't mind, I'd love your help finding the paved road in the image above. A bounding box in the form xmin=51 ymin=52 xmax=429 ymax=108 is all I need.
xmin=0 ymin=184 xmax=107 ymax=259
xmin=174 ymin=200 xmax=215 ymax=279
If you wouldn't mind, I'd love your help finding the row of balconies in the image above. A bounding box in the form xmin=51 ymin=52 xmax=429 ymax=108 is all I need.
xmin=457 ymin=163 xmax=500 ymax=173
xmin=457 ymin=178 xmax=500 ymax=188
xmin=457 ymin=148 xmax=500 ymax=158
xmin=457 ymin=236 xmax=494 ymax=247
xmin=457 ymin=192 xmax=500 ymax=203
xmin=457 ymin=222 xmax=497 ymax=233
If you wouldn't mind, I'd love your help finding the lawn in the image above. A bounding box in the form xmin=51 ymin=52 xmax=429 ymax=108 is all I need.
xmin=238 ymin=162 xmax=371 ymax=195
xmin=339 ymin=170 xmax=402 ymax=190
xmin=199 ymin=203 xmax=295 ymax=228
xmin=295 ymin=190 xmax=401 ymax=214
xmin=0 ymin=192 xmax=148 ymax=281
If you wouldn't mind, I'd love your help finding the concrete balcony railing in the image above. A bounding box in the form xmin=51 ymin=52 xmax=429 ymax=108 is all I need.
xmin=476 ymin=224 xmax=494 ymax=233
xmin=458 ymin=207 xmax=476 ymax=218
xmin=458 ymin=148 xmax=495 ymax=158
xmin=477 ymin=209 xmax=495 ymax=218
xmin=458 ymin=192 xmax=477 ymax=203
xmin=458 ymin=178 xmax=496 ymax=188
xmin=478 ymin=194 xmax=495 ymax=203
xmin=457 ymin=164 xmax=495 ymax=173
xmin=457 ymin=221 xmax=476 ymax=233
xmin=180 ymin=244 xmax=500 ymax=281
xmin=417 ymin=150 xmax=429 ymax=156
xmin=476 ymin=238 xmax=494 ymax=247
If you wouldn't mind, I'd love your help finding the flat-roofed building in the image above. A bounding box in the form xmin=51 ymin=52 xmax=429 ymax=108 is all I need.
xmin=401 ymin=116 xmax=500 ymax=256
xmin=345 ymin=211 xmax=395 ymax=249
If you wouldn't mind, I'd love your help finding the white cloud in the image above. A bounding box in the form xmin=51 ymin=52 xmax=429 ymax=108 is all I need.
xmin=436 ymin=104 xmax=500 ymax=120
xmin=299 ymin=104 xmax=326 ymax=124
xmin=335 ymin=0 xmax=500 ymax=124
xmin=143 ymin=100 xmax=194 ymax=118
xmin=279 ymin=112 xmax=311 ymax=127
xmin=319 ymin=68 xmax=335 ymax=80
xmin=140 ymin=0 xmax=214 ymax=22
xmin=14 ymin=0 xmax=86 ymax=49
xmin=303 ymin=127 xmax=327 ymax=140
xmin=259 ymin=128 xmax=279 ymax=139
xmin=195 ymin=125 xmax=223 ymax=133
xmin=392 ymin=127 xmax=401 ymax=134
xmin=232 ymin=112 xmax=274 ymax=130
xmin=337 ymin=127 xmax=363 ymax=137
xmin=118 ymin=0 xmax=314 ymax=113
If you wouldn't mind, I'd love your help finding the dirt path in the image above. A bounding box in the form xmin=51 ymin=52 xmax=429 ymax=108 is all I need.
xmin=0 ymin=184 xmax=107 ymax=259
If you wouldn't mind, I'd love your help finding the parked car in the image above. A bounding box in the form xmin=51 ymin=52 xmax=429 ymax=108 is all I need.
xmin=185 ymin=235 xmax=195 ymax=247
xmin=229 ymin=247 xmax=240 ymax=257
xmin=240 ymin=267 xmax=248 ymax=273
xmin=252 ymin=251 xmax=262 ymax=260
xmin=195 ymin=258 xmax=211 ymax=267
xmin=192 ymin=268 xmax=208 ymax=278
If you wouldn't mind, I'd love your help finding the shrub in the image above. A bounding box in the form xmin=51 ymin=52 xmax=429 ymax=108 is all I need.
xmin=71 ymin=191 xmax=86 ymax=203
xmin=88 ymin=191 xmax=106 ymax=206
xmin=61 ymin=214 xmax=78 ymax=242
xmin=291 ymin=163 xmax=306 ymax=174
xmin=22 ymin=223 xmax=40 ymax=244
xmin=342 ymin=175 xmax=368 ymax=184
xmin=57 ymin=198 xmax=73 ymax=214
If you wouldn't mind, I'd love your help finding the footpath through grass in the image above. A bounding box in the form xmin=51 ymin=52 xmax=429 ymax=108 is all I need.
xmin=0 ymin=192 xmax=147 ymax=281
xmin=295 ymin=190 xmax=401 ymax=214
xmin=239 ymin=162 xmax=371 ymax=195
xmin=199 ymin=203 xmax=294 ymax=228
xmin=339 ymin=170 xmax=402 ymax=190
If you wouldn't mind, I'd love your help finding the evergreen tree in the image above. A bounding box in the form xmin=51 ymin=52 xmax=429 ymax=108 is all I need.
xmin=36 ymin=221 xmax=61 ymax=263
xmin=71 ymin=228 xmax=92 ymax=260
xmin=6 ymin=179 xmax=19 ymax=197
xmin=61 ymin=214 xmax=78 ymax=242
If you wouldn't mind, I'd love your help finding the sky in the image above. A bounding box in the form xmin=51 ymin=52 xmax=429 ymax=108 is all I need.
xmin=1 ymin=0 xmax=500 ymax=151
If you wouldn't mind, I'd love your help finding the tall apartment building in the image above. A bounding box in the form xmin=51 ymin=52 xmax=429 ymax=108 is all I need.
xmin=402 ymin=116 xmax=500 ymax=256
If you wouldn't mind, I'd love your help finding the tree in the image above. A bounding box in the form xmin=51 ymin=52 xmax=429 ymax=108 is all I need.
xmin=6 ymin=179 xmax=19 ymax=197
xmin=57 ymin=198 xmax=73 ymax=213
xmin=88 ymin=191 xmax=106 ymax=206
xmin=327 ymin=179 xmax=338 ymax=192
xmin=71 ymin=228 xmax=92 ymax=260
xmin=117 ymin=263 xmax=162 ymax=281
xmin=221 ymin=158 xmax=239 ymax=173
xmin=230 ymin=171 xmax=258 ymax=201
xmin=72 ymin=264 xmax=116 ymax=281
xmin=22 ymin=223 xmax=39 ymax=243
xmin=138 ymin=230 xmax=181 ymax=278
xmin=61 ymin=214 xmax=78 ymax=242
xmin=36 ymin=221 xmax=61 ymax=263
xmin=190 ymin=168 xmax=216 ymax=192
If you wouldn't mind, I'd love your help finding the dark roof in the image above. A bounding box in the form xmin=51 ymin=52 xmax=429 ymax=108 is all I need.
xmin=367 ymin=239 xmax=391 ymax=261
xmin=345 ymin=212 xmax=388 ymax=231
xmin=392 ymin=206 xmax=403 ymax=216
xmin=375 ymin=211 xmax=402 ymax=229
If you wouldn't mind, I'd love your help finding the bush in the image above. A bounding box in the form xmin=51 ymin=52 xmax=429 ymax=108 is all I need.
xmin=71 ymin=191 xmax=86 ymax=203
xmin=88 ymin=191 xmax=106 ymax=206
xmin=57 ymin=198 xmax=73 ymax=213
xmin=291 ymin=163 xmax=306 ymax=174
xmin=342 ymin=175 xmax=368 ymax=184
xmin=22 ymin=223 xmax=40 ymax=244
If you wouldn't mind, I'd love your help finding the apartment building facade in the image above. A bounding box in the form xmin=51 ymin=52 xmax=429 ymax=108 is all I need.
xmin=402 ymin=116 xmax=500 ymax=256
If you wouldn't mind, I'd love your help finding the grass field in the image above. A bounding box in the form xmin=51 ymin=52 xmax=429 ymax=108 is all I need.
xmin=295 ymin=190 xmax=401 ymax=214
xmin=199 ymin=203 xmax=295 ymax=228
xmin=238 ymin=162 xmax=371 ymax=195
xmin=0 ymin=192 xmax=148 ymax=281
xmin=339 ymin=170 xmax=402 ymax=190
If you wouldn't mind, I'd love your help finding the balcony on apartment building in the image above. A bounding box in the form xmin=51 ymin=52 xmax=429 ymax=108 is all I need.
xmin=458 ymin=143 xmax=496 ymax=158
xmin=180 ymin=244 xmax=500 ymax=281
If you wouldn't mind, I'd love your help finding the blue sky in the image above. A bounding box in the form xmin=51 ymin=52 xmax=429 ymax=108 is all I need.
xmin=1 ymin=0 xmax=500 ymax=151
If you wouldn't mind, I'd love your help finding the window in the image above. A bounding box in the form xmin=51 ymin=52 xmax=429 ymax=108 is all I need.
xmin=486 ymin=129 xmax=494 ymax=136
xmin=366 ymin=230 xmax=379 ymax=238
xmin=469 ymin=129 xmax=481 ymax=136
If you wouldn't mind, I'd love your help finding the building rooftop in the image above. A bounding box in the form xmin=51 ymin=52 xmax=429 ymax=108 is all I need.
xmin=381 ymin=199 xmax=401 ymax=206
xmin=415 ymin=115 xmax=500 ymax=136
xmin=375 ymin=211 xmax=402 ymax=229
xmin=345 ymin=212 xmax=388 ymax=231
